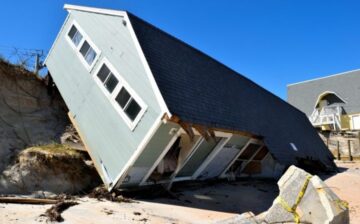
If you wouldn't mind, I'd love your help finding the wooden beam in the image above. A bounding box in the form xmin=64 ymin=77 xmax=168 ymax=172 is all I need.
xmin=164 ymin=114 xmax=261 ymax=140
xmin=0 ymin=197 xmax=58 ymax=205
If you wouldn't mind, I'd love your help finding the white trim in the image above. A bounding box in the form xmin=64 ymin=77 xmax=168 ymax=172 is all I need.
xmin=123 ymin=13 xmax=172 ymax=118
xmin=93 ymin=58 xmax=148 ymax=131
xmin=313 ymin=91 xmax=347 ymax=109
xmin=288 ymin=68 xmax=360 ymax=87
xmin=63 ymin=4 xmax=171 ymax=118
xmin=166 ymin=136 xmax=204 ymax=182
xmin=139 ymin=128 xmax=182 ymax=186
xmin=110 ymin=113 xmax=164 ymax=190
xmin=65 ymin=20 xmax=101 ymax=72
xmin=219 ymin=138 xmax=261 ymax=178
xmin=192 ymin=133 xmax=232 ymax=179
xmin=64 ymin=4 xmax=127 ymax=17
xmin=237 ymin=145 xmax=264 ymax=174
xmin=44 ymin=14 xmax=70 ymax=65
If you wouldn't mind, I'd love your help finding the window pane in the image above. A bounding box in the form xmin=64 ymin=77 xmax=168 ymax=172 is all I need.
xmin=84 ymin=47 xmax=97 ymax=65
xmin=104 ymin=74 xmax=118 ymax=93
xmin=68 ymin=26 xmax=77 ymax=39
xmin=115 ymin=88 xmax=131 ymax=108
xmin=80 ymin=41 xmax=90 ymax=57
xmin=97 ymin=65 xmax=110 ymax=83
xmin=72 ymin=31 xmax=83 ymax=47
xmin=125 ymin=99 xmax=141 ymax=121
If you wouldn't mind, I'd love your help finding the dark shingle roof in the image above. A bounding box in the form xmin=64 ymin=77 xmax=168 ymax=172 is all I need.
xmin=128 ymin=14 xmax=335 ymax=170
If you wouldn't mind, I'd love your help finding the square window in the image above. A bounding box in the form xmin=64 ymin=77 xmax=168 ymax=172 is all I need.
xmin=80 ymin=41 xmax=97 ymax=65
xmin=97 ymin=64 xmax=110 ymax=83
xmin=124 ymin=99 xmax=141 ymax=121
xmin=104 ymin=74 xmax=119 ymax=93
xmin=80 ymin=41 xmax=90 ymax=57
xmin=68 ymin=26 xmax=83 ymax=47
xmin=115 ymin=88 xmax=131 ymax=108
xmin=84 ymin=48 xmax=97 ymax=65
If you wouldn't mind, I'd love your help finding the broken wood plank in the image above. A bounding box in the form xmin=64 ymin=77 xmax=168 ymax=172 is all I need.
xmin=0 ymin=197 xmax=58 ymax=205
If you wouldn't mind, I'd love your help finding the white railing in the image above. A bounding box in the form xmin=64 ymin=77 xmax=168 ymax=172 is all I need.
xmin=309 ymin=105 xmax=342 ymax=130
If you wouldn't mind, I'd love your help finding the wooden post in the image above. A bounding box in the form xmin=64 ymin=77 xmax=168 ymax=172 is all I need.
xmin=348 ymin=140 xmax=353 ymax=161
xmin=34 ymin=53 xmax=40 ymax=75
xmin=337 ymin=141 xmax=341 ymax=160
xmin=326 ymin=137 xmax=329 ymax=148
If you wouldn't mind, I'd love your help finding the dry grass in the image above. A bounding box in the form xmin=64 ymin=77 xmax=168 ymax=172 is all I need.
xmin=22 ymin=144 xmax=83 ymax=159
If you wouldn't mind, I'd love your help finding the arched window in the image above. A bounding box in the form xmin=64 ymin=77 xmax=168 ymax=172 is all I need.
xmin=314 ymin=91 xmax=346 ymax=110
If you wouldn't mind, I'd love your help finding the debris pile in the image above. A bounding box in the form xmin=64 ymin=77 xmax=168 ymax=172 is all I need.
xmin=44 ymin=200 xmax=79 ymax=222
xmin=88 ymin=185 xmax=133 ymax=203
xmin=263 ymin=165 xmax=349 ymax=224
xmin=0 ymin=144 xmax=101 ymax=195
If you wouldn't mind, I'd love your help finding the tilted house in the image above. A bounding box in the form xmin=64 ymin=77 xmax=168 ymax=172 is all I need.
xmin=45 ymin=5 xmax=335 ymax=190
xmin=288 ymin=70 xmax=360 ymax=132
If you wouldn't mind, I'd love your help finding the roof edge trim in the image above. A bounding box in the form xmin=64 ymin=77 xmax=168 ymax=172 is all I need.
xmin=64 ymin=4 xmax=126 ymax=17
xmin=287 ymin=68 xmax=360 ymax=87
xmin=125 ymin=13 xmax=172 ymax=117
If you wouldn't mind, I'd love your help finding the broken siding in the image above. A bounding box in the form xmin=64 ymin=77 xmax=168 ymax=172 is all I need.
xmin=46 ymin=11 xmax=162 ymax=185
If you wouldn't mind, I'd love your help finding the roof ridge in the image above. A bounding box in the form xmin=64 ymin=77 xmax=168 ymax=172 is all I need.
xmin=64 ymin=4 xmax=128 ymax=17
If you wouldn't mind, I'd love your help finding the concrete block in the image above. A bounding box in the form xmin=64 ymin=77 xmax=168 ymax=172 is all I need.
xmin=264 ymin=165 xmax=349 ymax=224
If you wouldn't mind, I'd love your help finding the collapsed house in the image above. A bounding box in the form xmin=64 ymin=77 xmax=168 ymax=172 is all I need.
xmin=45 ymin=4 xmax=336 ymax=190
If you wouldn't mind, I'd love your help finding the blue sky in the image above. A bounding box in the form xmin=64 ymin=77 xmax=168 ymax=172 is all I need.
xmin=1 ymin=1 xmax=359 ymax=99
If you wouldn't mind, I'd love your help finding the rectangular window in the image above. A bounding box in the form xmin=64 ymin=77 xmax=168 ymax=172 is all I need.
xmin=96 ymin=64 xmax=119 ymax=93
xmin=80 ymin=41 xmax=97 ymax=65
xmin=115 ymin=87 xmax=142 ymax=121
xmin=94 ymin=60 xmax=147 ymax=130
xmin=68 ymin=25 xmax=83 ymax=47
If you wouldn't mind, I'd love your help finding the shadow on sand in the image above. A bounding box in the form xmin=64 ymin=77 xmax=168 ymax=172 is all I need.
xmin=125 ymin=179 xmax=279 ymax=215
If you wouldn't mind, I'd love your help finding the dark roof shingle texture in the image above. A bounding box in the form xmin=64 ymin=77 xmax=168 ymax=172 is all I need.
xmin=128 ymin=14 xmax=335 ymax=170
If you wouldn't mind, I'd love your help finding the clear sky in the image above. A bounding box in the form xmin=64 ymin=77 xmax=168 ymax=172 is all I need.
xmin=1 ymin=0 xmax=359 ymax=99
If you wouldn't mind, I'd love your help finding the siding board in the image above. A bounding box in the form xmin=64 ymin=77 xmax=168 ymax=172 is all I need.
xmin=46 ymin=11 xmax=162 ymax=185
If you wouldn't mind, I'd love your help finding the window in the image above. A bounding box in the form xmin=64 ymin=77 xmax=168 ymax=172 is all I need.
xmin=94 ymin=60 xmax=146 ymax=128
xmin=116 ymin=88 xmax=142 ymax=121
xmin=68 ymin=25 xmax=83 ymax=47
xmin=80 ymin=41 xmax=97 ymax=65
xmin=96 ymin=64 xmax=119 ymax=93
xmin=66 ymin=22 xmax=100 ymax=69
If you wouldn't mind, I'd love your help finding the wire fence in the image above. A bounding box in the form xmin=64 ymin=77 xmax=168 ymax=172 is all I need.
xmin=0 ymin=45 xmax=48 ymax=76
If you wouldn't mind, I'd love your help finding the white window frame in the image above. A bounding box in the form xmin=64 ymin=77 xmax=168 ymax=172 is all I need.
xmin=93 ymin=58 xmax=147 ymax=131
xmin=65 ymin=20 xmax=101 ymax=72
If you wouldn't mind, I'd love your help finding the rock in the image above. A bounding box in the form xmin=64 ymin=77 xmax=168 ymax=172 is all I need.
xmin=264 ymin=165 xmax=349 ymax=224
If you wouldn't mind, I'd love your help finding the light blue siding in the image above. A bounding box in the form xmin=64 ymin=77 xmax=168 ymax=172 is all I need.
xmin=121 ymin=122 xmax=179 ymax=187
xmin=46 ymin=11 xmax=162 ymax=186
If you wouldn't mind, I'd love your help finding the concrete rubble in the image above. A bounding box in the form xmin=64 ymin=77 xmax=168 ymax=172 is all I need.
xmin=263 ymin=165 xmax=349 ymax=224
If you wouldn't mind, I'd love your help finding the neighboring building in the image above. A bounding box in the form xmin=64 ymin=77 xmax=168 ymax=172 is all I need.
xmin=45 ymin=4 xmax=335 ymax=190
xmin=288 ymin=70 xmax=360 ymax=132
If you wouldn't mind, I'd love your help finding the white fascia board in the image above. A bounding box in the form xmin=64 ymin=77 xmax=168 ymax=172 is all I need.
xmin=109 ymin=112 xmax=164 ymax=191
xmin=123 ymin=12 xmax=172 ymax=118
xmin=64 ymin=4 xmax=127 ymax=17
xmin=287 ymin=68 xmax=360 ymax=87
xmin=44 ymin=14 xmax=70 ymax=66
